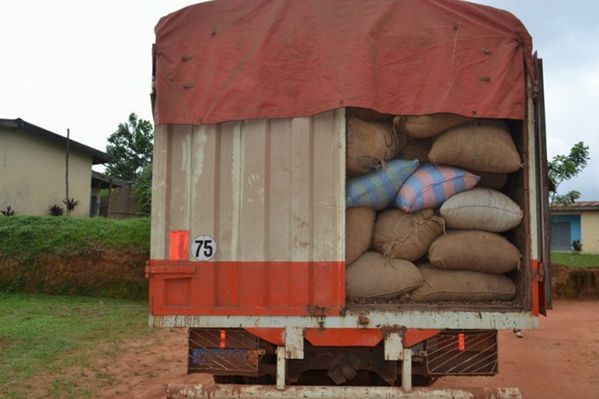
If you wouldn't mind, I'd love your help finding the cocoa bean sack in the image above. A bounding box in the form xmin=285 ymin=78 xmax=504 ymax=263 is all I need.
xmin=346 ymin=207 xmax=376 ymax=265
xmin=410 ymin=265 xmax=516 ymax=302
xmin=439 ymin=188 xmax=523 ymax=232
xmin=346 ymin=159 xmax=419 ymax=211
xmin=393 ymin=113 xmax=470 ymax=139
xmin=428 ymin=230 xmax=521 ymax=274
xmin=346 ymin=252 xmax=423 ymax=299
xmin=395 ymin=165 xmax=479 ymax=212
xmin=373 ymin=209 xmax=444 ymax=262
xmin=347 ymin=117 xmax=404 ymax=175
xmin=428 ymin=120 xmax=522 ymax=173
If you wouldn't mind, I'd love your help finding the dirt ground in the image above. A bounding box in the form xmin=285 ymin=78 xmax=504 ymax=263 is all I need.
xmin=41 ymin=300 xmax=599 ymax=398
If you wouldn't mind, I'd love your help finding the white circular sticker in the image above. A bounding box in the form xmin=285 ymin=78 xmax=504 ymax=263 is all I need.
xmin=190 ymin=234 xmax=217 ymax=261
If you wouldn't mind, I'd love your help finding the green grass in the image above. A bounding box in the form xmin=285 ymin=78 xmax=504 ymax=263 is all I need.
xmin=552 ymin=251 xmax=599 ymax=268
xmin=0 ymin=293 xmax=150 ymax=399
xmin=0 ymin=216 xmax=150 ymax=264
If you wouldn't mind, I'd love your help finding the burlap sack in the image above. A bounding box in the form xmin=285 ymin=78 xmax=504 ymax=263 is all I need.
xmin=428 ymin=121 xmax=522 ymax=173
xmin=346 ymin=252 xmax=423 ymax=299
xmin=440 ymin=188 xmax=523 ymax=232
xmin=347 ymin=118 xmax=404 ymax=175
xmin=346 ymin=207 xmax=376 ymax=265
xmin=474 ymin=171 xmax=508 ymax=190
xmin=428 ymin=230 xmax=521 ymax=274
xmin=410 ymin=265 xmax=516 ymax=302
xmin=397 ymin=138 xmax=432 ymax=164
xmin=394 ymin=113 xmax=470 ymax=139
xmin=373 ymin=209 xmax=444 ymax=261
xmin=346 ymin=107 xmax=393 ymax=121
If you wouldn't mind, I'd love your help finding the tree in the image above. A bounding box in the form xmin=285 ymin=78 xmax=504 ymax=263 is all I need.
xmin=105 ymin=113 xmax=153 ymax=186
xmin=548 ymin=142 xmax=590 ymax=205
xmin=134 ymin=162 xmax=153 ymax=216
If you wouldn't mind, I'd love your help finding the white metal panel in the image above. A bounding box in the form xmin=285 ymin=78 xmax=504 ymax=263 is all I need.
xmin=151 ymin=110 xmax=345 ymax=262
xmin=527 ymin=76 xmax=540 ymax=260
xmin=150 ymin=310 xmax=539 ymax=330
xmin=166 ymin=384 xmax=523 ymax=399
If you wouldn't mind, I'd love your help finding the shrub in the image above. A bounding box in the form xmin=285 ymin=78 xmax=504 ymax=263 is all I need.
xmin=49 ymin=205 xmax=64 ymax=216
xmin=1 ymin=206 xmax=16 ymax=216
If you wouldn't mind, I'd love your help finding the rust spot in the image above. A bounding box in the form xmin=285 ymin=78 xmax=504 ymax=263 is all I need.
xmin=357 ymin=313 xmax=370 ymax=326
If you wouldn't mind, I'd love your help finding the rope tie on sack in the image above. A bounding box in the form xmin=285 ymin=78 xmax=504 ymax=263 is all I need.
xmin=382 ymin=212 xmax=446 ymax=259
xmin=356 ymin=155 xmax=382 ymax=172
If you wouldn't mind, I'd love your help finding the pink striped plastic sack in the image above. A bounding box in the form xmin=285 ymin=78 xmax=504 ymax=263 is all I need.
xmin=395 ymin=165 xmax=479 ymax=212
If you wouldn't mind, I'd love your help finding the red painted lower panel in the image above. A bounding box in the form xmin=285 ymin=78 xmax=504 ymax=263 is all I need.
xmin=148 ymin=260 xmax=345 ymax=316
xmin=245 ymin=328 xmax=439 ymax=347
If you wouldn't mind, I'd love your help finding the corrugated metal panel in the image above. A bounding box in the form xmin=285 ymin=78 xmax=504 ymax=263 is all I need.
xmin=151 ymin=109 xmax=345 ymax=262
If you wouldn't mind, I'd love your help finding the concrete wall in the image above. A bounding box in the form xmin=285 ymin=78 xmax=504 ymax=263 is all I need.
xmin=581 ymin=211 xmax=599 ymax=254
xmin=0 ymin=127 xmax=92 ymax=216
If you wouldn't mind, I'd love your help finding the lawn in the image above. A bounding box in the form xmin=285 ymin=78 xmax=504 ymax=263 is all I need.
xmin=551 ymin=251 xmax=599 ymax=268
xmin=0 ymin=293 xmax=149 ymax=398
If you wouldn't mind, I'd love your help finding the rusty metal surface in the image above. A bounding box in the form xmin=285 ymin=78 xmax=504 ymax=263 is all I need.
xmin=188 ymin=329 xmax=270 ymax=376
xmin=425 ymin=331 xmax=498 ymax=376
xmin=151 ymin=111 xmax=346 ymax=263
xmin=150 ymin=310 xmax=539 ymax=331
xmin=533 ymin=56 xmax=552 ymax=312
xmin=166 ymin=384 xmax=522 ymax=399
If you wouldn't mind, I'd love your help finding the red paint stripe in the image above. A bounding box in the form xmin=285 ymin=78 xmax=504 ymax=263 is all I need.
xmin=458 ymin=333 xmax=465 ymax=351
xmin=148 ymin=260 xmax=345 ymax=316
xmin=169 ymin=230 xmax=189 ymax=261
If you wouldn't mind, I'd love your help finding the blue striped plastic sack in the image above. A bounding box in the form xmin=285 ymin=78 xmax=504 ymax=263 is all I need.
xmin=394 ymin=164 xmax=479 ymax=212
xmin=346 ymin=159 xmax=419 ymax=210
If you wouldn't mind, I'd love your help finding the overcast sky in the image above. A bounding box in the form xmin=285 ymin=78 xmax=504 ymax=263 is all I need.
xmin=1 ymin=0 xmax=597 ymax=200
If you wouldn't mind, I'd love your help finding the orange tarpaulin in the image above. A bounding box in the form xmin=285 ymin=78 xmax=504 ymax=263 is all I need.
xmin=153 ymin=0 xmax=533 ymax=125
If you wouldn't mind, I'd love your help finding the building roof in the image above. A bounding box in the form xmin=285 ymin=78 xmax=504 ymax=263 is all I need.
xmin=91 ymin=171 xmax=126 ymax=189
xmin=0 ymin=118 xmax=111 ymax=164
xmin=551 ymin=201 xmax=599 ymax=212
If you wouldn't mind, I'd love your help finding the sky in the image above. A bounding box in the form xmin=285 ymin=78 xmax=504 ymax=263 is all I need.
xmin=1 ymin=0 xmax=598 ymax=199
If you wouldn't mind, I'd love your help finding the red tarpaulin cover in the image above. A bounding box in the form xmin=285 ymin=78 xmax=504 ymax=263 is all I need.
xmin=153 ymin=0 xmax=533 ymax=125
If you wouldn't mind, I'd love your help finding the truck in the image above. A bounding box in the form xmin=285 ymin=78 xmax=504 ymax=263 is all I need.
xmin=147 ymin=1 xmax=550 ymax=398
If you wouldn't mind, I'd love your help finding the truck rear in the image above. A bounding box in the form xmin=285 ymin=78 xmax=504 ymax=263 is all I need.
xmin=148 ymin=1 xmax=550 ymax=397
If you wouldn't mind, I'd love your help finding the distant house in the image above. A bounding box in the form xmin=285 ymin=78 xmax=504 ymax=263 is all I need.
xmin=550 ymin=201 xmax=599 ymax=254
xmin=91 ymin=171 xmax=126 ymax=217
xmin=0 ymin=118 xmax=111 ymax=216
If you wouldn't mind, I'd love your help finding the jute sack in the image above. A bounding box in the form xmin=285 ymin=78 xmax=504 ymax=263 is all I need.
xmin=393 ymin=113 xmax=470 ymax=139
xmin=373 ymin=209 xmax=444 ymax=261
xmin=428 ymin=230 xmax=521 ymax=274
xmin=347 ymin=117 xmax=404 ymax=175
xmin=397 ymin=138 xmax=432 ymax=164
xmin=346 ymin=207 xmax=376 ymax=265
xmin=410 ymin=265 xmax=516 ymax=302
xmin=440 ymin=188 xmax=523 ymax=232
xmin=346 ymin=107 xmax=392 ymax=121
xmin=474 ymin=171 xmax=508 ymax=191
xmin=346 ymin=252 xmax=423 ymax=299
xmin=428 ymin=121 xmax=522 ymax=173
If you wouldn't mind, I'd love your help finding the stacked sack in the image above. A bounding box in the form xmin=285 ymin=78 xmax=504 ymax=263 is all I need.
xmin=345 ymin=111 xmax=524 ymax=303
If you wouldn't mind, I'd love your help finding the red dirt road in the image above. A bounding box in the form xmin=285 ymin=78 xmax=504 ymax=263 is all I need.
xmin=434 ymin=300 xmax=599 ymax=399
xmin=42 ymin=300 xmax=599 ymax=398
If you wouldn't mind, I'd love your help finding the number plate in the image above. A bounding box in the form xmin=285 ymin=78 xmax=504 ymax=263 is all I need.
xmin=191 ymin=234 xmax=217 ymax=261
